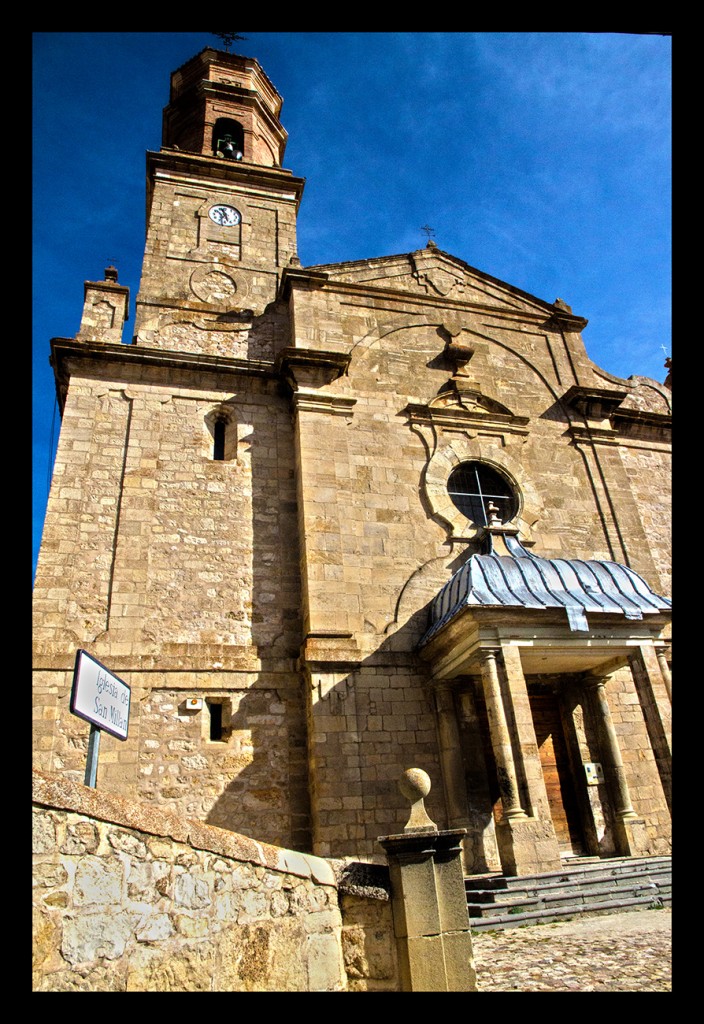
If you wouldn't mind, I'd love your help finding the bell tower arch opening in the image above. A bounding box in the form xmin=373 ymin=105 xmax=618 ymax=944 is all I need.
xmin=212 ymin=118 xmax=244 ymax=160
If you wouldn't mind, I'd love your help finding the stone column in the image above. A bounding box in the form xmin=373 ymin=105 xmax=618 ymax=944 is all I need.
xmin=479 ymin=650 xmax=526 ymax=820
xmin=656 ymin=648 xmax=672 ymax=703
xmin=631 ymin=646 xmax=672 ymax=748
xmin=499 ymin=643 xmax=552 ymax=820
xmin=301 ymin=649 xmax=361 ymax=860
xmin=456 ymin=685 xmax=501 ymax=873
xmin=433 ymin=683 xmax=472 ymax=873
xmin=480 ymin=649 xmax=561 ymax=877
xmin=587 ymin=675 xmax=649 ymax=857
xmin=377 ymin=769 xmax=477 ymax=992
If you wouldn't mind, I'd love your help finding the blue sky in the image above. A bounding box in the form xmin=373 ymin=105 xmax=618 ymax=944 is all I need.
xmin=32 ymin=31 xmax=671 ymax=581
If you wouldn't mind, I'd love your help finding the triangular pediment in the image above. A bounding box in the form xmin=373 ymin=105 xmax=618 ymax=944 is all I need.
xmin=308 ymin=246 xmax=557 ymax=318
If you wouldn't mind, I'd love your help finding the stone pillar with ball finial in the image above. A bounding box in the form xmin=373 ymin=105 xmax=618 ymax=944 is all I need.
xmin=377 ymin=768 xmax=477 ymax=991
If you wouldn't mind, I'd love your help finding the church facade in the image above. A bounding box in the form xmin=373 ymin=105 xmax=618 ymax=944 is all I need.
xmin=32 ymin=47 xmax=671 ymax=878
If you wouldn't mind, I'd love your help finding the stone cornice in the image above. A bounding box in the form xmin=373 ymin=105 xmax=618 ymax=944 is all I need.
xmin=611 ymin=407 xmax=673 ymax=430
xmin=541 ymin=309 xmax=589 ymax=333
xmin=82 ymin=277 xmax=130 ymax=309
xmin=419 ymin=606 xmax=669 ymax=681
xmin=562 ymin=384 xmax=630 ymax=418
xmin=49 ymin=337 xmax=279 ymax=412
xmin=32 ymin=642 xmax=299 ymax=677
xmin=279 ymin=266 xmax=331 ymax=296
xmin=291 ymin=391 xmax=357 ymax=416
xmin=568 ymin=423 xmax=671 ymax=451
xmin=563 ymin=383 xmax=671 ymax=446
xmin=275 ymin=345 xmax=351 ymax=389
xmin=280 ymin=266 xmax=570 ymax=327
xmin=147 ymin=149 xmax=306 ymax=204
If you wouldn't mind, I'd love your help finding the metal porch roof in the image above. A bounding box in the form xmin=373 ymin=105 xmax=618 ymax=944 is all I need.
xmin=420 ymin=531 xmax=671 ymax=645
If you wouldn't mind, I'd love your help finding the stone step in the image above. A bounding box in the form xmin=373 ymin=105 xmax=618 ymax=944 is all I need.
xmin=468 ymin=892 xmax=671 ymax=931
xmin=465 ymin=855 xmax=671 ymax=931
xmin=467 ymin=878 xmax=671 ymax=916
xmin=465 ymin=855 xmax=671 ymax=894
xmin=466 ymin=867 xmax=671 ymax=904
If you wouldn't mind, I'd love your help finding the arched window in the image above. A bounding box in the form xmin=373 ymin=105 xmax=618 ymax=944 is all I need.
xmin=212 ymin=118 xmax=244 ymax=160
xmin=447 ymin=461 xmax=518 ymax=526
xmin=207 ymin=407 xmax=237 ymax=462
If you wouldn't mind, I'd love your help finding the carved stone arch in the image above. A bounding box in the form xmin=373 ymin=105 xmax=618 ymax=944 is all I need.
xmin=424 ymin=437 xmax=543 ymax=543
xmin=384 ymin=555 xmax=459 ymax=645
xmin=347 ymin=315 xmax=460 ymax=362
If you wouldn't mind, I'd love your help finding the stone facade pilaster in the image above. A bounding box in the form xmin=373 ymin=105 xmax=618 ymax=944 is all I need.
xmin=433 ymin=683 xmax=473 ymax=872
xmin=586 ymin=675 xmax=649 ymax=857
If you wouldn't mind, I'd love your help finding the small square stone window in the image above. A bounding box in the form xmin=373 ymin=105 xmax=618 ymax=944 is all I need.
xmin=204 ymin=699 xmax=231 ymax=742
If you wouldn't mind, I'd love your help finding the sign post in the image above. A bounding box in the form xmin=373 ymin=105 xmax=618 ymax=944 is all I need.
xmin=85 ymin=723 xmax=101 ymax=787
xmin=70 ymin=649 xmax=131 ymax=788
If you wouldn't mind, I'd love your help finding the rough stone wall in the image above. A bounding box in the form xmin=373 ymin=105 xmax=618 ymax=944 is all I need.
xmin=34 ymin=36 xmax=670 ymax=888
xmin=134 ymin=176 xmax=300 ymax=346
xmin=33 ymin=770 xmax=396 ymax=992
xmin=340 ymin=892 xmax=399 ymax=992
xmin=34 ymin=242 xmax=671 ymax=870
xmin=291 ymin=274 xmax=668 ymax=639
xmin=306 ymin=661 xmax=445 ymax=860
xmin=34 ymin=368 xmax=301 ymax=652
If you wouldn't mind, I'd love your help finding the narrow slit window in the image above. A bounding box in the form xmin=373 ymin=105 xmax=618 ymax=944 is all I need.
xmin=208 ymin=701 xmax=223 ymax=741
xmin=213 ymin=419 xmax=226 ymax=461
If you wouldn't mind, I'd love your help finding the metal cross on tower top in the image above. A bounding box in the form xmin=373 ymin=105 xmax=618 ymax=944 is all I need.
xmin=212 ymin=32 xmax=247 ymax=52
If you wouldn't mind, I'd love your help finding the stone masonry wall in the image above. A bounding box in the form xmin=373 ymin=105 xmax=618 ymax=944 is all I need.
xmin=603 ymin=666 xmax=672 ymax=855
xmin=288 ymin=269 xmax=671 ymax=860
xmin=33 ymin=368 xmax=302 ymax=654
xmin=32 ymin=769 xmax=398 ymax=992
xmin=618 ymin=443 xmax=672 ymax=598
xmin=32 ymin=356 xmax=311 ymax=850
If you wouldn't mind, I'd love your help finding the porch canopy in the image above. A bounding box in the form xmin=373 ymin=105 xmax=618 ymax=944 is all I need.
xmin=418 ymin=521 xmax=671 ymax=679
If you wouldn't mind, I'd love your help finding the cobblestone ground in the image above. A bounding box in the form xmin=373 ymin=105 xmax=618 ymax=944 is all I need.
xmin=471 ymin=907 xmax=672 ymax=992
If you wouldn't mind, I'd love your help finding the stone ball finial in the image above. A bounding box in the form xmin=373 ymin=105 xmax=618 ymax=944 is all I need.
xmin=399 ymin=768 xmax=437 ymax=833
xmin=399 ymin=768 xmax=431 ymax=802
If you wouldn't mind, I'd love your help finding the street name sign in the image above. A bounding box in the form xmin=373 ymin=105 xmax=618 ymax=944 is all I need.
xmin=70 ymin=649 xmax=131 ymax=741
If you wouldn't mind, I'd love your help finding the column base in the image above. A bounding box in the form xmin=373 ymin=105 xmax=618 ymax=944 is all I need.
xmin=614 ymin=815 xmax=651 ymax=857
xmin=495 ymin=816 xmax=562 ymax=877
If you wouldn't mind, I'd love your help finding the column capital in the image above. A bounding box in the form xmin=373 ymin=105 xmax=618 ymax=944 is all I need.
xmin=479 ymin=647 xmax=501 ymax=665
xmin=584 ymin=673 xmax=608 ymax=690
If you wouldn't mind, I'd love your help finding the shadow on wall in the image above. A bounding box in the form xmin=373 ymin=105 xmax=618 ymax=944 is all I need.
xmin=203 ymin=685 xmax=311 ymax=852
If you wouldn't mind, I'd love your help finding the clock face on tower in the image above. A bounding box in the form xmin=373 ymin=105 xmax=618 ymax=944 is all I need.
xmin=208 ymin=204 xmax=241 ymax=227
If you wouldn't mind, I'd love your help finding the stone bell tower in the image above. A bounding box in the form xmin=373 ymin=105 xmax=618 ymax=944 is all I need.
xmin=34 ymin=47 xmax=311 ymax=849
xmin=133 ymin=47 xmax=305 ymax=354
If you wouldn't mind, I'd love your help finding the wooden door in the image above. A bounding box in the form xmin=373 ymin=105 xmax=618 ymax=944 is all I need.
xmin=529 ymin=690 xmax=583 ymax=855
